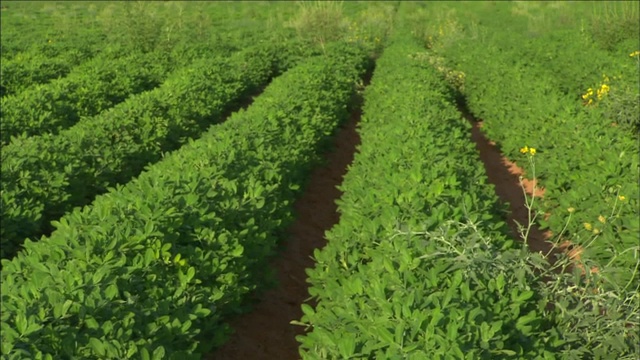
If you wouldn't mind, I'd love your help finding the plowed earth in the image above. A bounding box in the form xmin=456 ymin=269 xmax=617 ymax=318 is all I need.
xmin=208 ymin=89 xmax=579 ymax=360
xmin=207 ymin=74 xmax=370 ymax=360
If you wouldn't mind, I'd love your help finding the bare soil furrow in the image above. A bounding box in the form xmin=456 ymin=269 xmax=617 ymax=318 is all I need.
xmin=208 ymin=71 xmax=372 ymax=360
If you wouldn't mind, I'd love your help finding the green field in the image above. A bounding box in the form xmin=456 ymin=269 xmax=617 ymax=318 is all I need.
xmin=1 ymin=1 xmax=638 ymax=359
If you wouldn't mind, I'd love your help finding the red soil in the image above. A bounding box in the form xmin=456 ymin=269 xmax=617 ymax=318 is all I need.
xmin=464 ymin=112 xmax=595 ymax=274
xmin=207 ymin=88 xmax=593 ymax=360
xmin=466 ymin=118 xmax=554 ymax=255
xmin=206 ymin=103 xmax=363 ymax=360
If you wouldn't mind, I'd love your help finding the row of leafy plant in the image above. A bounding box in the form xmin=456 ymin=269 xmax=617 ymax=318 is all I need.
xmin=0 ymin=42 xmax=104 ymax=98
xmin=0 ymin=41 xmax=371 ymax=360
xmin=417 ymin=5 xmax=639 ymax=293
xmin=0 ymin=1 xmax=110 ymax=61
xmin=0 ymin=28 xmax=254 ymax=101
xmin=461 ymin=1 xmax=639 ymax=133
xmin=0 ymin=32 xmax=254 ymax=147
xmin=296 ymin=13 xmax=639 ymax=358
xmin=0 ymin=1 xmax=288 ymax=99
xmin=1 ymin=51 xmax=174 ymax=145
xmin=0 ymin=41 xmax=310 ymax=260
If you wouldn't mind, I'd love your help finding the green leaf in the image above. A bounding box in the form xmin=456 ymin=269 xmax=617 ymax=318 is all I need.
xmin=496 ymin=273 xmax=505 ymax=294
xmin=61 ymin=299 xmax=73 ymax=317
xmin=515 ymin=311 xmax=539 ymax=333
xmin=152 ymin=346 xmax=166 ymax=360
xmin=376 ymin=327 xmax=394 ymax=345
xmin=89 ymin=337 xmax=106 ymax=357
xmin=337 ymin=332 xmax=356 ymax=358
xmin=92 ymin=266 xmax=109 ymax=284
xmin=480 ymin=322 xmax=491 ymax=343
xmin=85 ymin=316 xmax=100 ymax=330
xmin=105 ymin=284 xmax=118 ymax=300
xmin=450 ymin=270 xmax=463 ymax=288
xmin=231 ymin=245 xmax=244 ymax=257
xmin=144 ymin=248 xmax=156 ymax=267
xmin=301 ymin=304 xmax=315 ymax=317
xmin=513 ymin=290 xmax=534 ymax=303
xmin=14 ymin=313 xmax=27 ymax=335
xmin=140 ymin=347 xmax=150 ymax=360
xmin=186 ymin=267 xmax=195 ymax=282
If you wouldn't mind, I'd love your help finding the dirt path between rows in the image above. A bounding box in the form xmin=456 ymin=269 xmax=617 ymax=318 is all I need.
xmin=456 ymin=100 xmax=557 ymax=256
xmin=207 ymin=73 xmax=371 ymax=360
xmin=458 ymin=100 xmax=597 ymax=276
xmin=207 ymin=79 xmax=567 ymax=360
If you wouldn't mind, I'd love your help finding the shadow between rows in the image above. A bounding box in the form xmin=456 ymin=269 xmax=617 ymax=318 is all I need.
xmin=453 ymin=96 xmax=559 ymax=259
xmin=207 ymin=67 xmax=374 ymax=360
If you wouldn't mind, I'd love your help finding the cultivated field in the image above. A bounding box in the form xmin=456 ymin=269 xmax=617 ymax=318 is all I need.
xmin=1 ymin=1 xmax=638 ymax=359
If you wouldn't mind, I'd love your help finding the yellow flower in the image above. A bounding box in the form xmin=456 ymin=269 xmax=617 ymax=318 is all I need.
xmin=598 ymin=215 xmax=606 ymax=224
xmin=529 ymin=147 xmax=536 ymax=156
xmin=618 ymin=195 xmax=626 ymax=201
xmin=567 ymin=207 xmax=575 ymax=213
xmin=584 ymin=222 xmax=593 ymax=231
xmin=630 ymin=50 xmax=640 ymax=57
xmin=593 ymin=228 xmax=601 ymax=235
xmin=520 ymin=146 xmax=529 ymax=154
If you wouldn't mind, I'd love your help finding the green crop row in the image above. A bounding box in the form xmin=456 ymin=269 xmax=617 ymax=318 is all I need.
xmin=0 ymin=1 xmax=109 ymax=61
xmin=0 ymin=22 xmax=106 ymax=63
xmin=0 ymin=1 xmax=278 ymax=99
xmin=0 ymin=41 xmax=371 ymax=360
xmin=1 ymin=51 xmax=173 ymax=145
xmin=0 ymin=41 xmax=301 ymax=260
xmin=433 ymin=27 xmax=639 ymax=291
xmin=411 ymin=2 xmax=638 ymax=133
xmin=296 ymin=32 xmax=541 ymax=360
xmin=1 ymin=53 xmax=89 ymax=98
xmin=0 ymin=43 xmax=104 ymax=98
xmin=466 ymin=2 xmax=639 ymax=132
xmin=0 ymin=38 xmax=247 ymax=147
xmin=296 ymin=8 xmax=638 ymax=357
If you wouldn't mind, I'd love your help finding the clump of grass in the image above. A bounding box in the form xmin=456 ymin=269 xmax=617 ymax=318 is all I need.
xmin=409 ymin=6 xmax=466 ymax=51
xmin=286 ymin=1 xmax=348 ymax=50
xmin=589 ymin=1 xmax=640 ymax=51
xmin=602 ymin=81 xmax=640 ymax=133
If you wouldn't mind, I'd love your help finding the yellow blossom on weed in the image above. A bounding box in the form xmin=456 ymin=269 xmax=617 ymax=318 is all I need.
xmin=598 ymin=215 xmax=606 ymax=224
xmin=593 ymin=228 xmax=601 ymax=235
xmin=618 ymin=195 xmax=626 ymax=201
xmin=584 ymin=222 xmax=593 ymax=231
xmin=529 ymin=147 xmax=536 ymax=155
xmin=520 ymin=146 xmax=529 ymax=154
xmin=568 ymin=207 xmax=575 ymax=213
xmin=630 ymin=50 xmax=640 ymax=57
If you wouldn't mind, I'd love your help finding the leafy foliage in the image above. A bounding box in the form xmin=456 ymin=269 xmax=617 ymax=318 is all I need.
xmin=0 ymin=42 xmax=297 ymax=259
xmin=0 ymin=41 xmax=371 ymax=359
xmin=417 ymin=1 xmax=639 ymax=291
xmin=1 ymin=51 xmax=172 ymax=145
xmin=297 ymin=5 xmax=639 ymax=358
